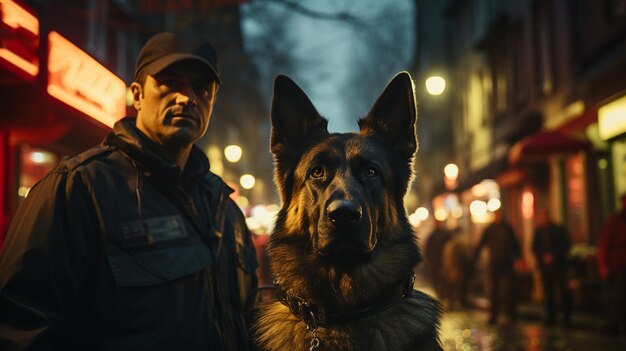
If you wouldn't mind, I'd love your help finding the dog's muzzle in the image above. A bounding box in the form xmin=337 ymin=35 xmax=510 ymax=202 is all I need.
xmin=315 ymin=199 xmax=376 ymax=256
xmin=327 ymin=200 xmax=362 ymax=229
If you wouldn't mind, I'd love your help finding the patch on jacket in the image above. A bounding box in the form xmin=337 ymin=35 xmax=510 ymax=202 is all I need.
xmin=118 ymin=215 xmax=187 ymax=248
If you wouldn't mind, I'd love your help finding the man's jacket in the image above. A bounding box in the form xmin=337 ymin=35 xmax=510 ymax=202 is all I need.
xmin=0 ymin=118 xmax=258 ymax=350
xmin=532 ymin=223 xmax=570 ymax=270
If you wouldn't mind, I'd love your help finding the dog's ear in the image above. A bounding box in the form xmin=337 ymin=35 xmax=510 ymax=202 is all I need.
xmin=358 ymin=72 xmax=417 ymax=161
xmin=270 ymin=75 xmax=329 ymax=202
xmin=270 ymin=75 xmax=329 ymax=157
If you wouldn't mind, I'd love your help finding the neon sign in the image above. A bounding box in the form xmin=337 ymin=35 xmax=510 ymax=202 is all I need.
xmin=47 ymin=31 xmax=126 ymax=128
xmin=0 ymin=0 xmax=39 ymax=79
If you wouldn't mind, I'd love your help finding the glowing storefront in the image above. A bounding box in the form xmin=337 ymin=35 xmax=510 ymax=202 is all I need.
xmin=0 ymin=0 xmax=125 ymax=245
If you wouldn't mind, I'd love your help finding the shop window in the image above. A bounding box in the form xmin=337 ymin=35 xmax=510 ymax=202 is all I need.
xmin=612 ymin=138 xmax=626 ymax=206
xmin=18 ymin=145 xmax=58 ymax=204
xmin=565 ymin=153 xmax=588 ymax=244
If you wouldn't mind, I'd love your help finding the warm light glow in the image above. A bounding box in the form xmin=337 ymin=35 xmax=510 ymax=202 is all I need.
xmin=471 ymin=183 xmax=487 ymax=197
xmin=30 ymin=151 xmax=45 ymax=163
xmin=240 ymin=174 xmax=256 ymax=189
xmin=47 ymin=31 xmax=126 ymax=128
xmin=522 ymin=190 xmax=534 ymax=219
xmin=443 ymin=163 xmax=459 ymax=180
xmin=247 ymin=203 xmax=280 ymax=233
xmin=207 ymin=146 xmax=223 ymax=176
xmin=235 ymin=195 xmax=249 ymax=209
xmin=245 ymin=216 xmax=261 ymax=231
xmin=425 ymin=76 xmax=446 ymax=96
xmin=224 ymin=145 xmax=243 ymax=163
xmin=408 ymin=213 xmax=421 ymax=227
xmin=0 ymin=49 xmax=38 ymax=77
xmin=0 ymin=0 xmax=40 ymax=78
xmin=434 ymin=207 xmax=448 ymax=221
xmin=598 ymin=95 xmax=626 ymax=140
xmin=469 ymin=200 xmax=487 ymax=216
xmin=487 ymin=198 xmax=501 ymax=212
xmin=451 ymin=207 xmax=463 ymax=218
xmin=17 ymin=186 xmax=30 ymax=198
xmin=598 ymin=158 xmax=608 ymax=169
xmin=1 ymin=0 xmax=39 ymax=34
xmin=415 ymin=207 xmax=429 ymax=221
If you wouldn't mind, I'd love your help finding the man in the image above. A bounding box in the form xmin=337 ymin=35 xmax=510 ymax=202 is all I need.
xmin=532 ymin=209 xmax=571 ymax=325
xmin=597 ymin=194 xmax=626 ymax=334
xmin=471 ymin=209 xmax=521 ymax=324
xmin=0 ymin=32 xmax=258 ymax=350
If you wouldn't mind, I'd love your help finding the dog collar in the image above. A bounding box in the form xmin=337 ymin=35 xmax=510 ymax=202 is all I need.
xmin=275 ymin=272 xmax=415 ymax=328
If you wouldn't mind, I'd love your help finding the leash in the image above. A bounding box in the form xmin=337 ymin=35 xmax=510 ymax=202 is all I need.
xmin=275 ymin=272 xmax=415 ymax=350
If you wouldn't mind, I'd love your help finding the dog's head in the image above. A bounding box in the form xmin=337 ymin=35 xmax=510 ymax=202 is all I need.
xmin=270 ymin=72 xmax=417 ymax=264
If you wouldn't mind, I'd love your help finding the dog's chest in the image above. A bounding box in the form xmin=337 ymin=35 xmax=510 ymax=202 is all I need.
xmin=254 ymin=299 xmax=439 ymax=351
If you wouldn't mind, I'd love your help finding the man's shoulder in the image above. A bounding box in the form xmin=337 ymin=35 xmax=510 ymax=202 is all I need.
xmin=56 ymin=142 xmax=118 ymax=174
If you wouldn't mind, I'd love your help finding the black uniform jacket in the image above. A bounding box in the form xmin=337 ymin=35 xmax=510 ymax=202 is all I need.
xmin=0 ymin=118 xmax=258 ymax=350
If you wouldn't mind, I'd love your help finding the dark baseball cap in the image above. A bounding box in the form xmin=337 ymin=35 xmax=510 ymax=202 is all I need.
xmin=134 ymin=32 xmax=220 ymax=84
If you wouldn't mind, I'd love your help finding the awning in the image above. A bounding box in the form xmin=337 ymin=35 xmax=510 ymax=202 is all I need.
xmin=457 ymin=156 xmax=508 ymax=192
xmin=508 ymin=131 xmax=591 ymax=165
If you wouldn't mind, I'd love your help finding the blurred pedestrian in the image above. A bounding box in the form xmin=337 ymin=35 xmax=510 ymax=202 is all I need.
xmin=424 ymin=220 xmax=453 ymax=302
xmin=471 ymin=209 xmax=521 ymax=324
xmin=0 ymin=32 xmax=258 ymax=350
xmin=597 ymin=193 xmax=626 ymax=334
xmin=441 ymin=228 xmax=473 ymax=309
xmin=532 ymin=209 xmax=572 ymax=325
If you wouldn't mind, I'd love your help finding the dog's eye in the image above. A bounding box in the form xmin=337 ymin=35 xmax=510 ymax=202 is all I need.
xmin=365 ymin=167 xmax=378 ymax=178
xmin=310 ymin=166 xmax=324 ymax=179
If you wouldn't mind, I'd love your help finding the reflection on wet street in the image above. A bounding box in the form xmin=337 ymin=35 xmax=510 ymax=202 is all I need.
xmin=439 ymin=309 xmax=626 ymax=351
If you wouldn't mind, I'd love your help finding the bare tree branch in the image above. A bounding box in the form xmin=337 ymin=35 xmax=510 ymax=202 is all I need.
xmin=255 ymin=0 xmax=363 ymax=24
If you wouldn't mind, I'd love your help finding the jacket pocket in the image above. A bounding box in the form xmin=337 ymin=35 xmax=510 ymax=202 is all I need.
xmin=105 ymin=240 xmax=212 ymax=287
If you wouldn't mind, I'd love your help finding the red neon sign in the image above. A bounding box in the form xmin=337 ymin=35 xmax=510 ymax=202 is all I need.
xmin=0 ymin=0 xmax=39 ymax=79
xmin=47 ymin=31 xmax=126 ymax=128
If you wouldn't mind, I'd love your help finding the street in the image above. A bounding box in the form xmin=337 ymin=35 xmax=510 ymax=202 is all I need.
xmin=412 ymin=274 xmax=625 ymax=351
xmin=438 ymin=308 xmax=625 ymax=351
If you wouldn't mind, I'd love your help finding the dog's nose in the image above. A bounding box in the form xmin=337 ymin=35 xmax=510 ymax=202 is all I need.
xmin=327 ymin=200 xmax=362 ymax=228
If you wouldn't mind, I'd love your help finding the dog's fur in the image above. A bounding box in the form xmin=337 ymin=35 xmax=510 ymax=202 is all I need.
xmin=253 ymin=72 xmax=442 ymax=351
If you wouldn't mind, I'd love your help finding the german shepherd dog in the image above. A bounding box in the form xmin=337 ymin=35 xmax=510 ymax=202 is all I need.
xmin=253 ymin=72 xmax=442 ymax=351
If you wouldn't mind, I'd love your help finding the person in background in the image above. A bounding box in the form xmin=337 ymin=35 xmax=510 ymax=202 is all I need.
xmin=424 ymin=220 xmax=453 ymax=303
xmin=0 ymin=32 xmax=258 ymax=350
xmin=597 ymin=193 xmax=626 ymax=335
xmin=532 ymin=209 xmax=571 ymax=325
xmin=471 ymin=209 xmax=521 ymax=324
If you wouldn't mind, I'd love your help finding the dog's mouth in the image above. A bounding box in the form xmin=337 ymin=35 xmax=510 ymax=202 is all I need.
xmin=314 ymin=199 xmax=377 ymax=257
xmin=315 ymin=229 xmax=377 ymax=258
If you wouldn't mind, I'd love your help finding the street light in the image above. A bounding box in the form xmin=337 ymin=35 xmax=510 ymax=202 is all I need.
xmin=425 ymin=76 xmax=446 ymax=96
xmin=443 ymin=163 xmax=459 ymax=180
xmin=240 ymin=174 xmax=256 ymax=190
xmin=224 ymin=145 xmax=242 ymax=163
xmin=443 ymin=163 xmax=458 ymax=190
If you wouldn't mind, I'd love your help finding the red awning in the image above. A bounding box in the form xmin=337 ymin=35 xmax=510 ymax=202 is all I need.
xmin=508 ymin=131 xmax=591 ymax=165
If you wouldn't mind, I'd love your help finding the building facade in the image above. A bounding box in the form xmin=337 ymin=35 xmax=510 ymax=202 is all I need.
xmin=415 ymin=0 xmax=626 ymax=310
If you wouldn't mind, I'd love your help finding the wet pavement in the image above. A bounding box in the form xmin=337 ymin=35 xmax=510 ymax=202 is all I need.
xmin=438 ymin=308 xmax=626 ymax=351
xmin=412 ymin=274 xmax=625 ymax=350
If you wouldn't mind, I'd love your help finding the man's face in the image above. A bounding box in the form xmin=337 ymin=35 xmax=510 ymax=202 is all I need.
xmin=131 ymin=60 xmax=218 ymax=148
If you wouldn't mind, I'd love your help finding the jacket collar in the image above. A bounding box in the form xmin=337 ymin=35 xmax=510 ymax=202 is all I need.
xmin=106 ymin=117 xmax=210 ymax=183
